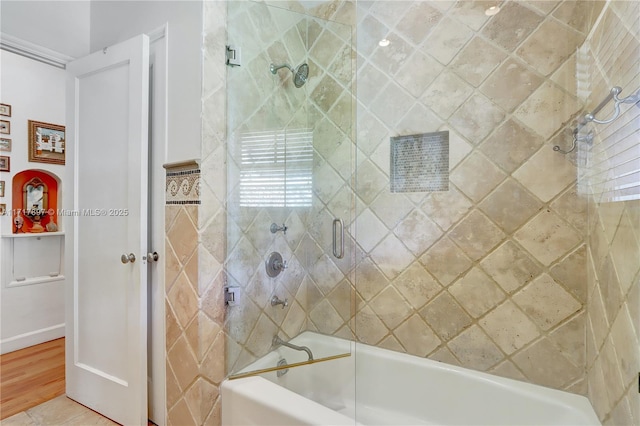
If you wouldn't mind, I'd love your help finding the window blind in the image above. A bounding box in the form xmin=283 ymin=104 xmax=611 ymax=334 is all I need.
xmin=239 ymin=129 xmax=313 ymax=208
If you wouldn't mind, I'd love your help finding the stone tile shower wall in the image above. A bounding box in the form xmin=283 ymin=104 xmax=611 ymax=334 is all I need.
xmin=583 ymin=1 xmax=639 ymax=424
xmin=222 ymin=1 xmax=356 ymax=375
xmin=353 ymin=0 xmax=604 ymax=393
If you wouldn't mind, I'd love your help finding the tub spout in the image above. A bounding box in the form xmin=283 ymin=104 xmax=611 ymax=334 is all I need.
xmin=272 ymin=335 xmax=313 ymax=361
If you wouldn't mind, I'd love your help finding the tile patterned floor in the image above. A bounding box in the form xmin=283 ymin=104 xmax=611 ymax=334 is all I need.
xmin=0 ymin=395 xmax=117 ymax=426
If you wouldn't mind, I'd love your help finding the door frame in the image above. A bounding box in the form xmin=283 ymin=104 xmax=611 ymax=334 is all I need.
xmin=147 ymin=24 xmax=168 ymax=426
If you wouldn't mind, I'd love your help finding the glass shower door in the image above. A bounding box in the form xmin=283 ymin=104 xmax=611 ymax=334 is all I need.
xmin=224 ymin=1 xmax=355 ymax=378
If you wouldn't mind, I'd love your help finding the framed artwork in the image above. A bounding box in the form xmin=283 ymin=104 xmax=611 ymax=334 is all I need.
xmin=0 ymin=120 xmax=10 ymax=134
xmin=0 ymin=180 xmax=4 ymax=197
xmin=0 ymin=104 xmax=11 ymax=117
xmin=0 ymin=204 xmax=5 ymax=216
xmin=28 ymin=120 xmax=65 ymax=165
xmin=0 ymin=156 xmax=9 ymax=172
xmin=0 ymin=138 xmax=11 ymax=152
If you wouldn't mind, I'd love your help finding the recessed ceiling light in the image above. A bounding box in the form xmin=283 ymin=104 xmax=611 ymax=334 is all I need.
xmin=485 ymin=5 xmax=501 ymax=16
xmin=378 ymin=39 xmax=390 ymax=47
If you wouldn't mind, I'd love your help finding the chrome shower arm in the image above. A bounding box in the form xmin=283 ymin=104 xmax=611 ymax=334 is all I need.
xmin=270 ymin=63 xmax=294 ymax=74
xmin=273 ymin=335 xmax=314 ymax=361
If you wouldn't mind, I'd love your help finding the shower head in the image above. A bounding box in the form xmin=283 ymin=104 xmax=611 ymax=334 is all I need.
xmin=270 ymin=62 xmax=309 ymax=88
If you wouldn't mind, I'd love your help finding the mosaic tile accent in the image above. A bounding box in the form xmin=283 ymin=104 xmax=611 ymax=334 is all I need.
xmin=165 ymin=168 xmax=201 ymax=205
xmin=390 ymin=131 xmax=449 ymax=193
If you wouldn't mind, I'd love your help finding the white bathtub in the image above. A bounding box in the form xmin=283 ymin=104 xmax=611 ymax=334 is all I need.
xmin=222 ymin=332 xmax=600 ymax=425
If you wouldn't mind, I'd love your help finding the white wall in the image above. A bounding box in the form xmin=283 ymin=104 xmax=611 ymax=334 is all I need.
xmin=0 ymin=50 xmax=67 ymax=354
xmin=89 ymin=0 xmax=203 ymax=163
xmin=0 ymin=1 xmax=91 ymax=58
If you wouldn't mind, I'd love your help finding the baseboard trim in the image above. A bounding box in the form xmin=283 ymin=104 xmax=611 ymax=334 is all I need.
xmin=0 ymin=323 xmax=65 ymax=354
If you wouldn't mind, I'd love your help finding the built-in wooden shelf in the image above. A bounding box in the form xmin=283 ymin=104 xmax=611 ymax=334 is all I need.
xmin=1 ymin=232 xmax=65 ymax=239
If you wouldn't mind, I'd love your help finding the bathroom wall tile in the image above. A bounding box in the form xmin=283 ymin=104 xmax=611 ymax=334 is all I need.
xmin=480 ymin=58 xmax=544 ymax=113
xmin=515 ymin=210 xmax=582 ymax=266
xmin=168 ymin=336 xmax=199 ymax=391
xmin=419 ymin=291 xmax=473 ymax=340
xmin=449 ymin=267 xmax=506 ymax=318
xmin=449 ymin=0 xmax=492 ymax=31
xmin=450 ymin=37 xmax=506 ymax=87
xmin=396 ymin=103 xmax=443 ymax=135
xmin=550 ymin=53 xmax=578 ymax=97
xmin=370 ymin=233 xmax=415 ymax=279
xmin=356 ymin=305 xmax=389 ymax=345
xmin=420 ymin=236 xmax=473 ymax=286
xmin=480 ymin=241 xmax=541 ymax=293
xmin=553 ymin=0 xmax=606 ymax=34
xmin=244 ymin=314 xmax=279 ymax=357
xmin=167 ymin=209 xmax=199 ymax=265
xmin=550 ymin=245 xmax=588 ymax=304
xmin=513 ymin=273 xmax=581 ymax=330
xmin=378 ymin=335 xmax=406 ymax=353
xmin=513 ymin=338 xmax=582 ymax=389
xmin=357 ymin=14 xmax=390 ymax=58
xmin=550 ymin=186 xmax=587 ymax=234
xmin=513 ymin=146 xmax=576 ymax=202
xmin=514 ymin=82 xmax=582 ymax=140
xmin=479 ymin=118 xmax=544 ymax=173
xmin=450 ymin=151 xmax=507 ymax=202
xmin=420 ymin=186 xmax=473 ymax=231
xmin=489 ymin=360 xmax=527 ymax=382
xmin=479 ymin=178 xmax=543 ymax=233
xmin=369 ymin=286 xmax=413 ymax=329
xmin=610 ymin=306 xmax=640 ymax=387
xmin=168 ymin=398 xmax=197 ymax=426
xmin=481 ymin=2 xmax=544 ymax=52
xmin=549 ymin=311 xmax=586 ymax=368
xmin=449 ymin=210 xmax=506 ymax=261
xmin=393 ymin=314 xmax=441 ymax=357
xmin=420 ymin=70 xmax=474 ymax=119
xmin=396 ymin=1 xmax=442 ymax=44
xmin=393 ymin=209 xmax=442 ymax=257
xmin=421 ymin=16 xmax=474 ymax=65
xmin=430 ymin=346 xmax=461 ymax=366
xmin=370 ymin=32 xmax=414 ymax=76
xmin=480 ymin=300 xmax=539 ymax=354
xmin=369 ymin=191 xmax=413 ymax=229
xmin=516 ymin=19 xmax=585 ymax=76
xmin=367 ymin=1 xmax=407 ymax=27
xmin=449 ymin=94 xmax=506 ymax=144
xmin=394 ymin=262 xmax=442 ymax=309
xmin=369 ymin=81 xmax=414 ymax=128
xmin=522 ymin=0 xmax=561 ymax=15
xmin=447 ymin=325 xmax=504 ymax=371
xmin=610 ymin=211 xmax=640 ymax=294
xmin=168 ymin=272 xmax=199 ymax=329
xmin=395 ymin=51 xmax=444 ymax=98
xmin=309 ymin=299 xmax=345 ymax=334
xmin=356 ymin=159 xmax=388 ymax=204
xmin=355 ymin=257 xmax=390 ymax=301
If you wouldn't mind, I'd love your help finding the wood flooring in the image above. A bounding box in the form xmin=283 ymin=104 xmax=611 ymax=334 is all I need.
xmin=0 ymin=338 xmax=66 ymax=420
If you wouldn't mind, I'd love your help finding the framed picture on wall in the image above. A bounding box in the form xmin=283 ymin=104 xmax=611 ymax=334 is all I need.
xmin=0 ymin=138 xmax=11 ymax=152
xmin=0 ymin=181 xmax=4 ymax=197
xmin=0 ymin=120 xmax=10 ymax=134
xmin=0 ymin=156 xmax=9 ymax=172
xmin=28 ymin=120 xmax=65 ymax=165
xmin=0 ymin=104 xmax=11 ymax=117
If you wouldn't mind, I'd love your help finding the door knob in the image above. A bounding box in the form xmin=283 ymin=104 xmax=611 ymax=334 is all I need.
xmin=144 ymin=252 xmax=159 ymax=262
xmin=121 ymin=253 xmax=136 ymax=264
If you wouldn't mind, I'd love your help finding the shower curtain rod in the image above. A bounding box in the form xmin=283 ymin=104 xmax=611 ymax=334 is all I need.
xmin=554 ymin=86 xmax=640 ymax=154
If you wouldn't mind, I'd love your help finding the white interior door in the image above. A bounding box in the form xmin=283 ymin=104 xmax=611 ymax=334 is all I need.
xmin=65 ymin=34 xmax=149 ymax=426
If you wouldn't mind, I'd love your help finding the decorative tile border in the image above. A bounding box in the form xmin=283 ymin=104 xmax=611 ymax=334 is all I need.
xmin=165 ymin=167 xmax=201 ymax=205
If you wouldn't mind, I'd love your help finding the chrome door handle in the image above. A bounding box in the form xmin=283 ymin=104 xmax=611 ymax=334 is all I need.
xmin=332 ymin=218 xmax=344 ymax=259
xmin=121 ymin=253 xmax=136 ymax=264
xmin=144 ymin=252 xmax=159 ymax=262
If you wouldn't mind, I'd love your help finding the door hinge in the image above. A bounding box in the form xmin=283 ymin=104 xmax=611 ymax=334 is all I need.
xmin=226 ymin=45 xmax=241 ymax=67
xmin=224 ymin=286 xmax=240 ymax=306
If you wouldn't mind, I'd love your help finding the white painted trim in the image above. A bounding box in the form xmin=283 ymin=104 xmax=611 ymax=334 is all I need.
xmin=0 ymin=323 xmax=65 ymax=355
xmin=0 ymin=32 xmax=74 ymax=68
